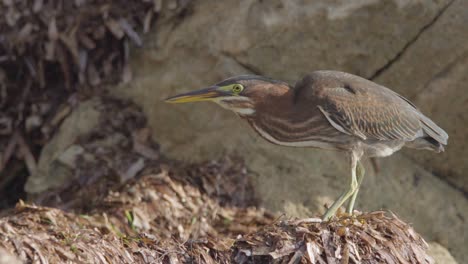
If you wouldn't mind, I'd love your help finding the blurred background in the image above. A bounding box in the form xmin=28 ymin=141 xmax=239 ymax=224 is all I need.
xmin=0 ymin=0 xmax=467 ymax=263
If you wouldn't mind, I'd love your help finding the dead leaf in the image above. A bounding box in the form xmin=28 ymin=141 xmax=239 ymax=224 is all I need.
xmin=105 ymin=19 xmax=125 ymax=39
xmin=119 ymin=18 xmax=142 ymax=47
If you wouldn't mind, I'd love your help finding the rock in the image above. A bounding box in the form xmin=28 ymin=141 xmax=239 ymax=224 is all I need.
xmin=411 ymin=54 xmax=468 ymax=192
xmin=223 ymin=0 xmax=451 ymax=81
xmin=429 ymin=243 xmax=459 ymax=264
xmin=373 ymin=0 xmax=468 ymax=193
xmin=25 ymin=99 xmax=102 ymax=194
xmin=25 ymin=97 xmax=150 ymax=195
xmin=108 ymin=0 xmax=468 ymax=262
xmin=0 ymin=248 xmax=21 ymax=264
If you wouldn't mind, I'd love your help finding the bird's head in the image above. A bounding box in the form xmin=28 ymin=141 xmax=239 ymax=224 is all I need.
xmin=165 ymin=75 xmax=291 ymax=116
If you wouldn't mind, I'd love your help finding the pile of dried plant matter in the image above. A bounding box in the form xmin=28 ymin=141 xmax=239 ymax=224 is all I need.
xmin=0 ymin=193 xmax=435 ymax=263
xmin=0 ymin=0 xmax=191 ymax=209
xmin=234 ymin=212 xmax=434 ymax=264
xmin=0 ymin=169 xmax=274 ymax=263
xmin=0 ymin=0 xmax=190 ymax=90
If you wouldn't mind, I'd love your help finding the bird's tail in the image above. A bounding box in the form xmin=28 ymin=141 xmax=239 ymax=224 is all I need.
xmin=419 ymin=114 xmax=448 ymax=151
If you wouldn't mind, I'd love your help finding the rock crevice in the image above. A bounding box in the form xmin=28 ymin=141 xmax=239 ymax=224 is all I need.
xmin=370 ymin=0 xmax=456 ymax=80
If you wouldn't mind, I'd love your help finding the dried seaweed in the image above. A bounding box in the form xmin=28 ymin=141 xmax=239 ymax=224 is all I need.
xmin=233 ymin=212 xmax=434 ymax=264
xmin=177 ymin=157 xmax=259 ymax=208
xmin=0 ymin=0 xmax=192 ymax=208
xmin=0 ymin=194 xmax=434 ymax=263
xmin=0 ymin=169 xmax=273 ymax=263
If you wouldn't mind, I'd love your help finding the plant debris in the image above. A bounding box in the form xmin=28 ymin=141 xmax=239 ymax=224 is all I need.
xmin=177 ymin=157 xmax=259 ymax=208
xmin=0 ymin=167 xmax=274 ymax=263
xmin=0 ymin=192 xmax=434 ymax=263
xmin=234 ymin=211 xmax=434 ymax=264
xmin=0 ymin=0 xmax=192 ymax=209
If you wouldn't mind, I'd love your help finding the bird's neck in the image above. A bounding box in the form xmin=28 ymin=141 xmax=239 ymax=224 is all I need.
xmin=244 ymin=87 xmax=335 ymax=144
xmin=243 ymin=89 xmax=301 ymax=129
xmin=257 ymin=89 xmax=298 ymax=119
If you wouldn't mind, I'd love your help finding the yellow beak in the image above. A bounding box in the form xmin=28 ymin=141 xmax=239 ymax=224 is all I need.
xmin=165 ymin=86 xmax=223 ymax=103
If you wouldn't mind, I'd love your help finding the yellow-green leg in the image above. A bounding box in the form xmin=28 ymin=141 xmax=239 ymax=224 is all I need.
xmin=346 ymin=161 xmax=365 ymax=214
xmin=322 ymin=154 xmax=360 ymax=221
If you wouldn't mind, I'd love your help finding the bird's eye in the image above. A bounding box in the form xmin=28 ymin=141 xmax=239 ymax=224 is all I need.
xmin=232 ymin=84 xmax=244 ymax=94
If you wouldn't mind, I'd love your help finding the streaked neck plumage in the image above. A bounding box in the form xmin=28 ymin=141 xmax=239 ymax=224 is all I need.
xmin=242 ymin=87 xmax=346 ymax=150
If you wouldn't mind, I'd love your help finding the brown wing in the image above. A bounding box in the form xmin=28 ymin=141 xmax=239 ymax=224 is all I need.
xmin=317 ymin=87 xmax=422 ymax=141
xmin=295 ymin=71 xmax=423 ymax=142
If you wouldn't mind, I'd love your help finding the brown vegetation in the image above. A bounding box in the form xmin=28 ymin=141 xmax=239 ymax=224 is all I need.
xmin=0 ymin=169 xmax=433 ymax=263
xmin=0 ymin=0 xmax=190 ymax=208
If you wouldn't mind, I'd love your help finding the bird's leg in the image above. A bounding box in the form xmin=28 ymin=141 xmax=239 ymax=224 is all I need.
xmin=346 ymin=161 xmax=365 ymax=215
xmin=322 ymin=153 xmax=359 ymax=221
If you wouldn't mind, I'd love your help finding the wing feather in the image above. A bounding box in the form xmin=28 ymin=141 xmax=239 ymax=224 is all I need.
xmin=317 ymin=87 xmax=421 ymax=142
xmin=294 ymin=71 xmax=448 ymax=145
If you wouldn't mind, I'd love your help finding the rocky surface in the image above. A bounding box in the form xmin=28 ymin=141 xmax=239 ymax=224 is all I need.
xmin=25 ymin=0 xmax=468 ymax=262
xmin=372 ymin=0 xmax=468 ymax=191
xmin=428 ymin=243 xmax=459 ymax=264
xmin=25 ymin=99 xmax=102 ymax=194
xmin=0 ymin=248 xmax=21 ymax=264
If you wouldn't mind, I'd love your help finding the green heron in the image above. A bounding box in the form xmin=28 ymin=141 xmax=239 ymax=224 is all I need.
xmin=165 ymin=71 xmax=448 ymax=221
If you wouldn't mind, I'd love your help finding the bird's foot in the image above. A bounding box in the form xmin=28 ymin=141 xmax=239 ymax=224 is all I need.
xmin=322 ymin=207 xmax=344 ymax=222
xmin=322 ymin=207 xmax=362 ymax=222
